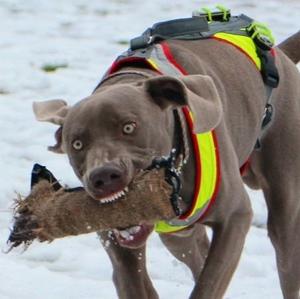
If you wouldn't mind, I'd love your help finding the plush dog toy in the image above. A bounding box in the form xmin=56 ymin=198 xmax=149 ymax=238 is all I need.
xmin=8 ymin=164 xmax=174 ymax=249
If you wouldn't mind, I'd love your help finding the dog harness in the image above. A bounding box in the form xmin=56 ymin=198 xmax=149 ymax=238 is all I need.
xmin=99 ymin=7 xmax=280 ymax=233
xmin=104 ymin=42 xmax=221 ymax=233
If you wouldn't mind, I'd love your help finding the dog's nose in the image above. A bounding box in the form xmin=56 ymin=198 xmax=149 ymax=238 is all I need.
xmin=89 ymin=165 xmax=125 ymax=195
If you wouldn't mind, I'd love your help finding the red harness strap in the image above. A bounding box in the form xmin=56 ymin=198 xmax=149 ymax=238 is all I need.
xmin=160 ymin=42 xmax=222 ymax=222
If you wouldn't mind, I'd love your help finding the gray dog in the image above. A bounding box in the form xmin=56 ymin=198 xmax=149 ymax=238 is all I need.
xmin=33 ymin=12 xmax=300 ymax=299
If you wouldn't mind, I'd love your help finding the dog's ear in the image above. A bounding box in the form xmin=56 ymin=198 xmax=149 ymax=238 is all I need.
xmin=33 ymin=99 xmax=70 ymax=125
xmin=47 ymin=126 xmax=64 ymax=154
xmin=144 ymin=75 xmax=223 ymax=133
xmin=33 ymin=100 xmax=70 ymax=154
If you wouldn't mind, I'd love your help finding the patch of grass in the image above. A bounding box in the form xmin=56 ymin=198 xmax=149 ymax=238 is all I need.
xmin=0 ymin=88 xmax=9 ymax=95
xmin=95 ymin=9 xmax=110 ymax=16
xmin=116 ymin=40 xmax=129 ymax=46
xmin=41 ymin=63 xmax=68 ymax=73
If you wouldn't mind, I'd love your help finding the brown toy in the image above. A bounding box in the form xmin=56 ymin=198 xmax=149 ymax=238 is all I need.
xmin=8 ymin=169 xmax=174 ymax=249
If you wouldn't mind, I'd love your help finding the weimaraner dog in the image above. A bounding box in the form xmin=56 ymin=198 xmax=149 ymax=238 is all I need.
xmin=33 ymin=18 xmax=300 ymax=299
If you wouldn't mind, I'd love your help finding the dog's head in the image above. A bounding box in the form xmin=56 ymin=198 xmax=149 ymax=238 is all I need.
xmin=33 ymin=74 xmax=222 ymax=204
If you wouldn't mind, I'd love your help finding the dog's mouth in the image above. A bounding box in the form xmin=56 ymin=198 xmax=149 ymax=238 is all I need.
xmin=94 ymin=186 xmax=129 ymax=204
xmin=90 ymin=168 xmax=155 ymax=247
xmin=92 ymin=178 xmax=154 ymax=248
xmin=91 ymin=167 xmax=148 ymax=204
xmin=113 ymin=223 xmax=154 ymax=248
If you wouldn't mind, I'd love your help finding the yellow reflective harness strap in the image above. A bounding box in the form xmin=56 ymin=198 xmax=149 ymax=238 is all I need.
xmin=213 ymin=32 xmax=262 ymax=70
xmin=154 ymin=107 xmax=221 ymax=233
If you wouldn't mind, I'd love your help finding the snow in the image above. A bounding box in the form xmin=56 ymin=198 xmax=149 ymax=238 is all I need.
xmin=0 ymin=0 xmax=299 ymax=298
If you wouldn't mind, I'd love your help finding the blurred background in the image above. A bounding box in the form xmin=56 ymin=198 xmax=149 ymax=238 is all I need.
xmin=0 ymin=1 xmax=299 ymax=298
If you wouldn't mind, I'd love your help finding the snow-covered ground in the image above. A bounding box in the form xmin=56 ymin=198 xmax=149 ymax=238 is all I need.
xmin=0 ymin=0 xmax=299 ymax=298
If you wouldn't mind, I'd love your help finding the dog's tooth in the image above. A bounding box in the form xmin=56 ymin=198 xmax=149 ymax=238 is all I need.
xmin=128 ymin=226 xmax=141 ymax=234
xmin=124 ymin=187 xmax=129 ymax=193
xmin=101 ymin=196 xmax=112 ymax=203
xmin=119 ymin=230 xmax=132 ymax=240
xmin=100 ymin=191 xmax=127 ymax=204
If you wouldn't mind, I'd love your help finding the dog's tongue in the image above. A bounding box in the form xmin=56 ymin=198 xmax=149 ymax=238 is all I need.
xmin=113 ymin=224 xmax=154 ymax=248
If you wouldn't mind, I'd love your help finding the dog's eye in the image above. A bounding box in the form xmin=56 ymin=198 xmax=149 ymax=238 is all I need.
xmin=122 ymin=122 xmax=137 ymax=135
xmin=72 ymin=139 xmax=83 ymax=150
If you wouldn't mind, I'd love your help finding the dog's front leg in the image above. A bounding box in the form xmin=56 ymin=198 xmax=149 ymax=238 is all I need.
xmin=189 ymin=161 xmax=253 ymax=299
xmin=98 ymin=231 xmax=158 ymax=299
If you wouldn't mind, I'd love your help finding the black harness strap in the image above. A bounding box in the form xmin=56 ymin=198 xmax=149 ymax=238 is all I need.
xmin=130 ymin=15 xmax=255 ymax=51
xmin=255 ymin=48 xmax=279 ymax=149
xmin=131 ymin=17 xmax=209 ymax=51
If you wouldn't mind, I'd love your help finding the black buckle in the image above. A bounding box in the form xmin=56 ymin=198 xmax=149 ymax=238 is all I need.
xmin=147 ymin=149 xmax=182 ymax=216
xmin=261 ymin=103 xmax=274 ymax=129
xmin=257 ymin=48 xmax=280 ymax=88
xmin=130 ymin=28 xmax=153 ymax=51
xmin=255 ymin=103 xmax=274 ymax=150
